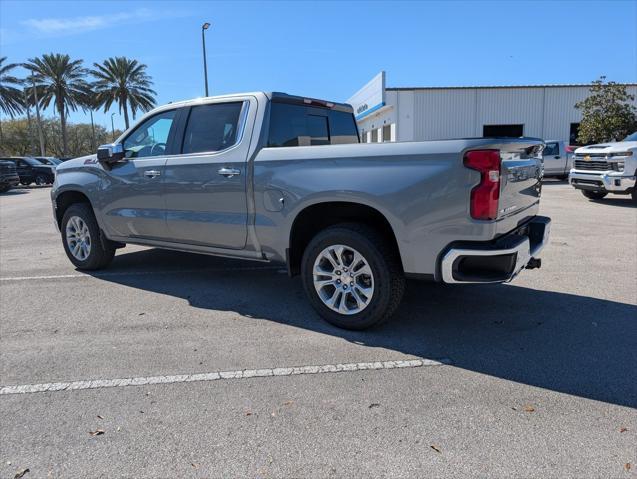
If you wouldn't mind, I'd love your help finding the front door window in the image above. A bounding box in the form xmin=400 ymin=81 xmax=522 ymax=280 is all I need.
xmin=123 ymin=110 xmax=176 ymax=159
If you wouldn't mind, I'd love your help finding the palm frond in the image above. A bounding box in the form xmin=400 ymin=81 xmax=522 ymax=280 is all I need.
xmin=0 ymin=57 xmax=25 ymax=117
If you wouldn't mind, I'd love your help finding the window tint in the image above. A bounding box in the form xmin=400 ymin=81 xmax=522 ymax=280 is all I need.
xmin=24 ymin=157 xmax=43 ymax=166
xmin=123 ymin=110 xmax=176 ymax=159
xmin=268 ymin=103 xmax=359 ymax=147
xmin=543 ymin=142 xmax=559 ymax=156
xmin=307 ymin=115 xmax=329 ymax=145
xmin=328 ymin=110 xmax=359 ymax=145
xmin=182 ymin=102 xmax=245 ymax=154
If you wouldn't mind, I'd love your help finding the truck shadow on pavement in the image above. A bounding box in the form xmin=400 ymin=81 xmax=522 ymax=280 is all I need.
xmin=94 ymin=248 xmax=637 ymax=409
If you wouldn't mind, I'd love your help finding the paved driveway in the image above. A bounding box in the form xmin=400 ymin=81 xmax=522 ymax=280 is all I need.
xmin=1 ymin=183 xmax=635 ymax=477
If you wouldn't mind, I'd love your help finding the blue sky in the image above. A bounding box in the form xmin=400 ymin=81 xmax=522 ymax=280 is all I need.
xmin=1 ymin=0 xmax=635 ymax=131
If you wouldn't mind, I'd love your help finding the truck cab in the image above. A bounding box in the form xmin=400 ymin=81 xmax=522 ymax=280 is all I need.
xmin=542 ymin=140 xmax=574 ymax=179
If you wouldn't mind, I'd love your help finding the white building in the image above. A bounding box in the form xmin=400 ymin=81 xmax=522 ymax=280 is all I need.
xmin=347 ymin=72 xmax=637 ymax=144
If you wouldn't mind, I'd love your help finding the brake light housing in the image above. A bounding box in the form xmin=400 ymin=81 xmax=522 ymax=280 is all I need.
xmin=464 ymin=149 xmax=501 ymax=220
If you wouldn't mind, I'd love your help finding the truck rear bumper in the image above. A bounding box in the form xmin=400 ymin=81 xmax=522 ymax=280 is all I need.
xmin=440 ymin=216 xmax=551 ymax=284
xmin=569 ymin=171 xmax=636 ymax=193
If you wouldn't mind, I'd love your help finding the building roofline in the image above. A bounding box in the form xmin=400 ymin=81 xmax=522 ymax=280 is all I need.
xmin=386 ymin=83 xmax=637 ymax=91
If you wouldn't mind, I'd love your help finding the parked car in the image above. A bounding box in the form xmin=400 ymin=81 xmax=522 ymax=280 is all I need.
xmin=541 ymin=140 xmax=574 ymax=179
xmin=0 ymin=160 xmax=20 ymax=193
xmin=51 ymin=92 xmax=550 ymax=330
xmin=35 ymin=157 xmax=63 ymax=167
xmin=4 ymin=157 xmax=55 ymax=186
xmin=569 ymin=132 xmax=637 ymax=201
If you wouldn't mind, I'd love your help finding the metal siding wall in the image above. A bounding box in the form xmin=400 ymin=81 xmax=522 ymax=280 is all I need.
xmin=476 ymin=88 xmax=544 ymax=137
xmin=376 ymin=86 xmax=637 ymax=143
xmin=542 ymin=87 xmax=589 ymax=141
xmin=413 ymin=90 xmax=475 ymax=140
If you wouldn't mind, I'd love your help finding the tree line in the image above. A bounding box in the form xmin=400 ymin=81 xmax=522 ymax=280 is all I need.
xmin=0 ymin=53 xmax=156 ymax=157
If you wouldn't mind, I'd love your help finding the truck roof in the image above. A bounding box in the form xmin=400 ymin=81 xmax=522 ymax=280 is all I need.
xmin=158 ymin=92 xmax=353 ymax=114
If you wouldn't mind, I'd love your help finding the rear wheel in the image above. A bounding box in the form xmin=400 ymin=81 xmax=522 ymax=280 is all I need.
xmin=35 ymin=175 xmax=47 ymax=186
xmin=582 ymin=190 xmax=607 ymax=200
xmin=301 ymin=223 xmax=405 ymax=330
xmin=61 ymin=203 xmax=115 ymax=270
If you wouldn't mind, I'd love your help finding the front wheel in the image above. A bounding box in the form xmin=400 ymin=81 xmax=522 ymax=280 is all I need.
xmin=301 ymin=223 xmax=405 ymax=330
xmin=61 ymin=203 xmax=115 ymax=270
xmin=582 ymin=190 xmax=607 ymax=200
xmin=34 ymin=175 xmax=47 ymax=186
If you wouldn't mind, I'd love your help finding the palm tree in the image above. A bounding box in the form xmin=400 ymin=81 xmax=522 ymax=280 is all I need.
xmin=23 ymin=53 xmax=88 ymax=157
xmin=91 ymin=57 xmax=157 ymax=130
xmin=0 ymin=57 xmax=24 ymax=118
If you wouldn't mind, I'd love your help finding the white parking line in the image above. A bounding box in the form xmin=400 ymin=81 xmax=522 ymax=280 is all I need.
xmin=0 ymin=266 xmax=282 ymax=282
xmin=0 ymin=358 xmax=450 ymax=395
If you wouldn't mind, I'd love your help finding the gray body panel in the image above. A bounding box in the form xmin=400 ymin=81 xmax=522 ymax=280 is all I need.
xmin=542 ymin=140 xmax=573 ymax=176
xmin=52 ymin=92 xmax=542 ymax=279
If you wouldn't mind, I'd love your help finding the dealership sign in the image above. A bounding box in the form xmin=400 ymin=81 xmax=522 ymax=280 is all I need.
xmin=347 ymin=71 xmax=385 ymax=120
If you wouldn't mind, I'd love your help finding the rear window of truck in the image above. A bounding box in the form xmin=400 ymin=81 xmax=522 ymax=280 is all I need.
xmin=267 ymin=103 xmax=359 ymax=147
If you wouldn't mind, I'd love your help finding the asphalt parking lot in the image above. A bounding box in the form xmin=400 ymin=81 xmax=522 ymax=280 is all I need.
xmin=1 ymin=182 xmax=636 ymax=478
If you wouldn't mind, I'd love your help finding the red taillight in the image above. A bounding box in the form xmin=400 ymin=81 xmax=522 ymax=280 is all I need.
xmin=464 ymin=149 xmax=501 ymax=220
xmin=565 ymin=145 xmax=574 ymax=153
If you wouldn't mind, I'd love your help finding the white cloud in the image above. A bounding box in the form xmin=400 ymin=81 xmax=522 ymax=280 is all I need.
xmin=21 ymin=8 xmax=187 ymax=36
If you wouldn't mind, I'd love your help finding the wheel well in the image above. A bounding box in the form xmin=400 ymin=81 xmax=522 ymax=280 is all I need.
xmin=55 ymin=191 xmax=92 ymax=227
xmin=288 ymin=202 xmax=401 ymax=276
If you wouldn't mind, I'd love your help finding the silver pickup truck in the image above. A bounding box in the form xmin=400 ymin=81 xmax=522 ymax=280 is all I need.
xmin=51 ymin=92 xmax=550 ymax=330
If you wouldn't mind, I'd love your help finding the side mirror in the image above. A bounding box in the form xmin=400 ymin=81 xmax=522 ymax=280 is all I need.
xmin=97 ymin=143 xmax=125 ymax=163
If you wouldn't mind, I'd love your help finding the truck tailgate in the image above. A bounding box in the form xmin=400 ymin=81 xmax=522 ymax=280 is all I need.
xmin=499 ymin=146 xmax=543 ymax=219
xmin=464 ymin=138 xmax=544 ymax=236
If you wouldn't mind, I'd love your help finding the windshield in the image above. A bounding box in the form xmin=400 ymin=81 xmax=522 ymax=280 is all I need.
xmin=23 ymin=157 xmax=45 ymax=166
xmin=622 ymin=132 xmax=637 ymax=142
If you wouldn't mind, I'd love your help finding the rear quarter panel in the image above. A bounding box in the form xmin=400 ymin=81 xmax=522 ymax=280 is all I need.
xmin=252 ymin=139 xmax=542 ymax=277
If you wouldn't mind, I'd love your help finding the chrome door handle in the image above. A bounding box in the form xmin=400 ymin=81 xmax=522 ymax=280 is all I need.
xmin=143 ymin=170 xmax=161 ymax=178
xmin=218 ymin=167 xmax=241 ymax=178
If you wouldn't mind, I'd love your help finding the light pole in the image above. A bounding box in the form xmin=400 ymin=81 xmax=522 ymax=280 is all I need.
xmin=201 ymin=22 xmax=211 ymax=96
xmin=30 ymin=77 xmax=46 ymax=156
xmin=111 ymin=113 xmax=116 ymax=141
xmin=89 ymin=109 xmax=96 ymax=151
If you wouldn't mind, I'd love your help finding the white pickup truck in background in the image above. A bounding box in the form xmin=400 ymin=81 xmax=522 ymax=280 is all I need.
xmin=569 ymin=131 xmax=637 ymax=201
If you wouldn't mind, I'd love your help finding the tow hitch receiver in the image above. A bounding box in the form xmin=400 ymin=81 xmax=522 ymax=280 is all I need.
xmin=526 ymin=257 xmax=542 ymax=270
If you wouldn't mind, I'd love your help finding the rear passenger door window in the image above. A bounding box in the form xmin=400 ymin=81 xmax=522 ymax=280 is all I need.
xmin=181 ymin=102 xmax=246 ymax=154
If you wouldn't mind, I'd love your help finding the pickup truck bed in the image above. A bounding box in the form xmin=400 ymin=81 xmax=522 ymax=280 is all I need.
xmin=51 ymin=91 xmax=550 ymax=329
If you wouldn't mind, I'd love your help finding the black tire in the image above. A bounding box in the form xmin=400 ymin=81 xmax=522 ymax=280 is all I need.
xmin=34 ymin=175 xmax=47 ymax=186
xmin=0 ymin=185 xmax=9 ymax=193
xmin=301 ymin=223 xmax=405 ymax=330
xmin=61 ymin=203 xmax=115 ymax=270
xmin=582 ymin=190 xmax=607 ymax=200
xmin=20 ymin=181 xmax=31 ymax=186
xmin=631 ymin=189 xmax=637 ymax=203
